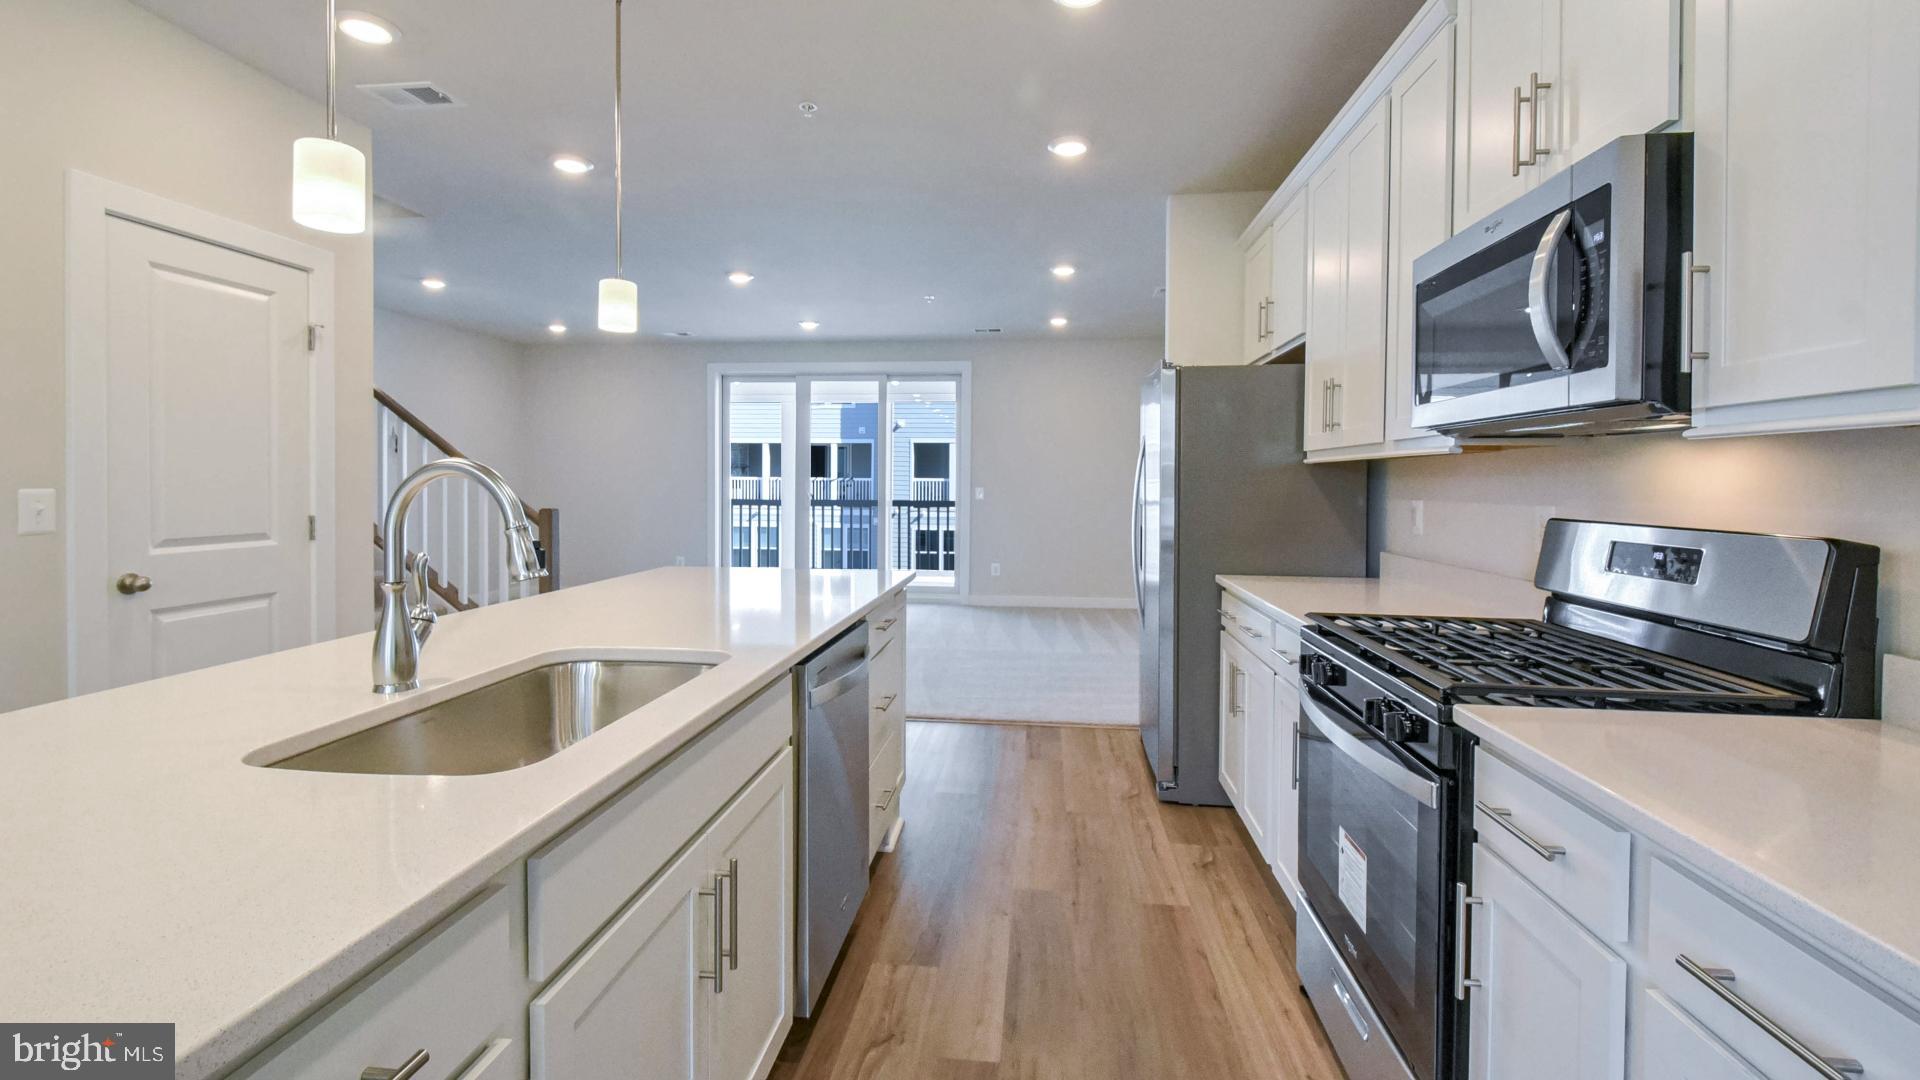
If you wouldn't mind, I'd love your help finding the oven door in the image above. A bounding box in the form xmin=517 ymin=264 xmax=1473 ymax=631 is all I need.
xmin=1411 ymin=184 xmax=1614 ymax=433
xmin=1298 ymin=684 xmax=1450 ymax=1080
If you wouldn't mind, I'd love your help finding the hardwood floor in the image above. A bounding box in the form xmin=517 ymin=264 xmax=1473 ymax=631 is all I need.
xmin=772 ymin=720 xmax=1345 ymax=1080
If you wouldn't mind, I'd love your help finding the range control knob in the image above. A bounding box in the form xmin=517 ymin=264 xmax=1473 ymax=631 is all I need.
xmin=1300 ymin=654 xmax=1346 ymax=688
xmin=1365 ymin=698 xmax=1428 ymax=744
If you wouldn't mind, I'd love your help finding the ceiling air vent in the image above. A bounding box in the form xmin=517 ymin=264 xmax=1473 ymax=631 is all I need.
xmin=973 ymin=328 xmax=1003 ymax=334
xmin=359 ymin=81 xmax=463 ymax=109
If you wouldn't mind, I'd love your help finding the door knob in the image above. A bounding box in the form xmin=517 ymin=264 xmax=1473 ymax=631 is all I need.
xmin=114 ymin=573 xmax=152 ymax=595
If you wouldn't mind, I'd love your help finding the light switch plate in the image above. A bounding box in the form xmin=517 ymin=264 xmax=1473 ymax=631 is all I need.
xmin=17 ymin=489 xmax=55 ymax=535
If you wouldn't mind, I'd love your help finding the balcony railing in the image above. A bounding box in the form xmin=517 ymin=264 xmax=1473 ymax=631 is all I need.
xmin=891 ymin=500 xmax=956 ymax=572
xmin=725 ymin=477 xmax=955 ymax=576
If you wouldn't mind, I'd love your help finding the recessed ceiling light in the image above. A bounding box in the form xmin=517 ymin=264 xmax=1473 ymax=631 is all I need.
xmin=420 ymin=277 xmax=446 ymax=291
xmin=338 ymin=12 xmax=399 ymax=45
xmin=922 ymin=295 xmax=937 ymax=303
xmin=547 ymin=322 xmax=567 ymax=335
xmin=728 ymin=271 xmax=755 ymax=286
xmin=799 ymin=321 xmax=820 ymax=332
xmin=1047 ymin=137 xmax=1089 ymax=159
xmin=1055 ymin=0 xmax=1103 ymax=7
xmin=798 ymin=101 xmax=819 ymax=118
xmin=551 ymin=154 xmax=595 ymax=175
xmin=1050 ymin=316 xmax=1070 ymax=328
xmin=1051 ymin=264 xmax=1077 ymax=279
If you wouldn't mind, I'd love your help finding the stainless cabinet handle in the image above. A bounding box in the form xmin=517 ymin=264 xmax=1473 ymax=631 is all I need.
xmin=114 ymin=572 xmax=153 ymax=595
xmin=1676 ymin=955 xmax=1864 ymax=1079
xmin=1454 ymin=884 xmax=1484 ymax=999
xmin=726 ymin=857 xmax=739 ymax=972
xmin=873 ymin=693 xmax=898 ymax=712
xmin=1331 ymin=971 xmax=1371 ymax=1041
xmin=1256 ymin=298 xmax=1269 ymax=343
xmin=1684 ymin=254 xmax=1711 ymax=370
xmin=1217 ymin=608 xmax=1239 ymax=625
xmin=1328 ymin=380 xmax=1343 ymax=431
xmin=698 ymin=871 xmax=725 ymax=993
xmin=1265 ymin=299 xmax=1276 ymax=341
xmin=1291 ymin=719 xmax=1302 ymax=790
xmin=875 ymin=787 xmax=898 ymax=811
xmin=1525 ymin=72 xmax=1552 ymax=165
xmin=361 ymin=1050 xmax=429 ymax=1080
xmin=874 ymin=616 xmax=898 ymax=631
xmin=1475 ymin=801 xmax=1566 ymax=861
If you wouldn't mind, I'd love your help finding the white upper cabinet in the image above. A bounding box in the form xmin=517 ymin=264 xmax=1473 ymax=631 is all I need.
xmin=1386 ymin=24 xmax=1460 ymax=448
xmin=1687 ymin=0 xmax=1920 ymax=436
xmin=1268 ymin=194 xmax=1309 ymax=349
xmin=1305 ymin=96 xmax=1392 ymax=451
xmin=1454 ymin=0 xmax=1678 ymax=229
xmin=1242 ymin=224 xmax=1276 ymax=364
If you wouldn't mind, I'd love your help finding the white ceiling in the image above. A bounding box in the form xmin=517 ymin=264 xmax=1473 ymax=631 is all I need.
xmin=135 ymin=0 xmax=1422 ymax=344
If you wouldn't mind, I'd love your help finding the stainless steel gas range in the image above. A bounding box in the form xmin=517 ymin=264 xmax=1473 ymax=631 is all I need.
xmin=1290 ymin=519 xmax=1880 ymax=1080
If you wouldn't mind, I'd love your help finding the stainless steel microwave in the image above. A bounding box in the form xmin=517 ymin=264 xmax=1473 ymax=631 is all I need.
xmin=1411 ymin=133 xmax=1692 ymax=437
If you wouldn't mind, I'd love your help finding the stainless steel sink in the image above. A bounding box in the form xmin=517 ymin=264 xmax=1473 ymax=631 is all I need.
xmin=270 ymin=660 xmax=713 ymax=775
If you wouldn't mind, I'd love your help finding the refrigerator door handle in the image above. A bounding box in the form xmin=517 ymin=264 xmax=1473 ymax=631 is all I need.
xmin=1131 ymin=437 xmax=1147 ymax=620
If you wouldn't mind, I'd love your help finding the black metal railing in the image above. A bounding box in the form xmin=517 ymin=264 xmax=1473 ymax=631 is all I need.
xmin=729 ymin=498 xmax=781 ymax=567
xmin=891 ymin=500 xmax=956 ymax=571
xmin=810 ymin=497 xmax=877 ymax=569
xmin=727 ymin=485 xmax=955 ymax=573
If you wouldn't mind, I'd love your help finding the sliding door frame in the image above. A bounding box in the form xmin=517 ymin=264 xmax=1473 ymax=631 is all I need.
xmin=706 ymin=360 xmax=972 ymax=597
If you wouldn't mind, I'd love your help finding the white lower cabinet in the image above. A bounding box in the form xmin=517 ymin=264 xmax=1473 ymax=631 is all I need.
xmin=1217 ymin=634 xmax=1247 ymax=807
xmin=1466 ymin=844 xmax=1627 ymax=1080
xmin=533 ymin=749 xmax=794 ymax=1080
xmin=1640 ymin=990 xmax=1763 ymax=1080
xmin=1217 ymin=595 xmax=1303 ymax=898
xmin=868 ymin=596 xmax=906 ymax=856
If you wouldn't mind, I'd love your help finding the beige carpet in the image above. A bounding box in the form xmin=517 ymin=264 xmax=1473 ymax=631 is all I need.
xmin=905 ymin=603 xmax=1139 ymax=725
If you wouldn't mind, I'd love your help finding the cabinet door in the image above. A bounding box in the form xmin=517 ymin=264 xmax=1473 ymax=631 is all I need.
xmin=1304 ymin=149 xmax=1348 ymax=452
xmin=1549 ymin=0 xmax=1678 ymax=165
xmin=1691 ymin=0 xmax=1920 ymax=419
xmin=1243 ymin=225 xmax=1276 ymax=364
xmin=1386 ymin=25 xmax=1457 ymax=445
xmin=1455 ymin=0 xmax=1547 ymax=227
xmin=529 ymin=828 xmax=714 ymax=1080
xmin=709 ymin=751 xmax=796 ymax=1080
xmin=1268 ymin=195 xmax=1309 ymax=347
xmin=1234 ymin=640 xmax=1275 ymax=862
xmin=1217 ymin=634 xmax=1245 ymax=805
xmin=1640 ymin=990 xmax=1764 ymax=1080
xmin=1331 ymin=97 xmax=1392 ymax=448
xmin=1467 ymin=845 xmax=1627 ymax=1080
xmin=1269 ymin=669 xmax=1302 ymax=897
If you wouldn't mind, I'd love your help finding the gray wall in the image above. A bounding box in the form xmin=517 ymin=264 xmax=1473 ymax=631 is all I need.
xmin=517 ymin=337 xmax=1161 ymax=602
xmin=0 ymin=0 xmax=375 ymax=712
xmin=375 ymin=308 xmax=532 ymax=480
xmin=1371 ymin=425 xmax=1920 ymax=659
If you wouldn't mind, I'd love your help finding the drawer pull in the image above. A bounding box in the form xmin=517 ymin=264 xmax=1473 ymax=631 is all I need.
xmin=875 ymin=787 xmax=898 ymax=811
xmin=873 ymin=693 xmax=898 ymax=712
xmin=1475 ymin=801 xmax=1565 ymax=861
xmin=726 ymin=857 xmax=739 ymax=972
xmin=1676 ymin=954 xmax=1864 ymax=1079
xmin=1330 ymin=971 xmax=1370 ymax=1041
xmin=699 ymin=870 xmax=726 ymax=993
xmin=874 ymin=616 xmax=898 ymax=631
xmin=1217 ymin=609 xmax=1239 ymax=626
xmin=1238 ymin=623 xmax=1264 ymax=641
xmin=361 ymin=1050 xmax=429 ymax=1080
xmin=1454 ymin=883 xmax=1484 ymax=1000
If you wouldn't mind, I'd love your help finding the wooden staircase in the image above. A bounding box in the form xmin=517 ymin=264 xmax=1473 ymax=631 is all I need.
xmin=373 ymin=388 xmax=559 ymax=613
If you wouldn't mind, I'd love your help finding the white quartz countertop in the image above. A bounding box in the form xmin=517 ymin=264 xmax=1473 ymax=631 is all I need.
xmin=1217 ymin=556 xmax=1546 ymax=628
xmin=0 ymin=567 xmax=909 ymax=1079
xmin=1457 ymin=705 xmax=1920 ymax=1007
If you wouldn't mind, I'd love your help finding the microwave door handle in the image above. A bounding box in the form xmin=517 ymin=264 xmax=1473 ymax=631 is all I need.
xmin=1527 ymin=208 xmax=1574 ymax=372
xmin=1299 ymin=691 xmax=1439 ymax=809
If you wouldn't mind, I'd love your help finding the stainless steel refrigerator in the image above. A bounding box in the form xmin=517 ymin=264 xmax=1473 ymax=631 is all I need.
xmin=1133 ymin=362 xmax=1368 ymax=805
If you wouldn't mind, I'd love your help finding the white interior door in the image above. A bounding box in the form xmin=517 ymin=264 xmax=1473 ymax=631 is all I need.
xmin=103 ymin=216 xmax=315 ymax=687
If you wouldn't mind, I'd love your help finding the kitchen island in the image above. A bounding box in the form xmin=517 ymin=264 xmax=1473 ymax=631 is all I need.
xmin=0 ymin=566 xmax=909 ymax=1079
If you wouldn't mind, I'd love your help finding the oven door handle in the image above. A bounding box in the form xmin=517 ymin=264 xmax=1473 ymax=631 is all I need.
xmin=1526 ymin=208 xmax=1575 ymax=372
xmin=1300 ymin=691 xmax=1439 ymax=809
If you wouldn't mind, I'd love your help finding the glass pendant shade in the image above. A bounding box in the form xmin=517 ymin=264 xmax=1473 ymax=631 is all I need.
xmin=292 ymin=137 xmax=367 ymax=234
xmin=597 ymin=277 xmax=639 ymax=333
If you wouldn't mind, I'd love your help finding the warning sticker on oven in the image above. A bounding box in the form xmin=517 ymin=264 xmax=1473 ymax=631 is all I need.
xmin=1338 ymin=827 xmax=1368 ymax=926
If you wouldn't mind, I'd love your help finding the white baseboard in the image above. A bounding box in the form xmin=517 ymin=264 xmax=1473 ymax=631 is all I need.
xmin=907 ymin=592 xmax=1134 ymax=611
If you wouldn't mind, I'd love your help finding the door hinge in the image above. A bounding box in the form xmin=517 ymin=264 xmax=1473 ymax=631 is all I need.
xmin=307 ymin=324 xmax=321 ymax=351
xmin=308 ymin=515 xmax=317 ymax=541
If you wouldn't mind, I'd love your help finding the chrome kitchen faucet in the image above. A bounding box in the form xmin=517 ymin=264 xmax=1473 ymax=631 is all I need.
xmin=373 ymin=458 xmax=547 ymax=693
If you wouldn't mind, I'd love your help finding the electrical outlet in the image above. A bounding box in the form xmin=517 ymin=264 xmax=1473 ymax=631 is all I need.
xmin=17 ymin=489 xmax=55 ymax=535
xmin=674 ymin=555 xmax=687 ymax=566
xmin=990 ymin=562 xmax=1002 ymax=577
xmin=975 ymin=487 xmax=985 ymax=500
xmin=1411 ymin=500 xmax=1426 ymax=537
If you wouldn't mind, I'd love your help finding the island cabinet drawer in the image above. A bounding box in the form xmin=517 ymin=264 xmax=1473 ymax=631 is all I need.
xmin=1218 ymin=590 xmax=1275 ymax=654
xmin=1267 ymin=617 xmax=1302 ymax=678
xmin=526 ymin=676 xmax=793 ymax=983
xmin=1647 ymin=858 xmax=1920 ymax=1079
xmin=868 ymin=599 xmax=904 ymax=659
xmin=869 ymin=720 xmax=903 ymax=858
xmin=1472 ymin=751 xmax=1630 ymax=942
xmin=228 ymin=887 xmax=519 ymax=1080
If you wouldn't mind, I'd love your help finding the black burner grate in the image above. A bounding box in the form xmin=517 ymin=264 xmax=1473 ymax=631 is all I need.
xmin=1310 ymin=614 xmax=1805 ymax=711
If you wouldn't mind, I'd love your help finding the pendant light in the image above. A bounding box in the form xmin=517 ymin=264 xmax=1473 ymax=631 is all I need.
xmin=292 ymin=0 xmax=368 ymax=234
xmin=597 ymin=0 xmax=640 ymax=333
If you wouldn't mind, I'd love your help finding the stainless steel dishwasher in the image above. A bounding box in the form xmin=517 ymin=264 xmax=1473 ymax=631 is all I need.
xmin=795 ymin=622 xmax=870 ymax=1017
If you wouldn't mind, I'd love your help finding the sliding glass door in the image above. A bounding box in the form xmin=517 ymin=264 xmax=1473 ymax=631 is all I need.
xmin=717 ymin=370 xmax=965 ymax=592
